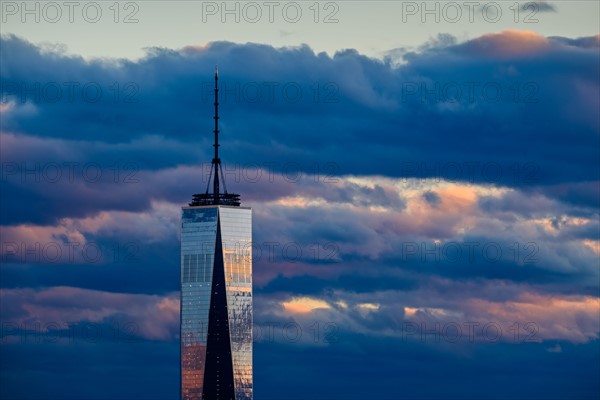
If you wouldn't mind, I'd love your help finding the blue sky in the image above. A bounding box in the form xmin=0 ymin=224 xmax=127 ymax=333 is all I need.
xmin=1 ymin=1 xmax=599 ymax=399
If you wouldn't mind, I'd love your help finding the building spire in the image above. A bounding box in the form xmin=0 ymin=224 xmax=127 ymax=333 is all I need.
xmin=213 ymin=64 xmax=220 ymax=203
xmin=189 ymin=66 xmax=241 ymax=207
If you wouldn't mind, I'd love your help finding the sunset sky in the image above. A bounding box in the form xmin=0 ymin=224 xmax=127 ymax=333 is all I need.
xmin=1 ymin=1 xmax=599 ymax=399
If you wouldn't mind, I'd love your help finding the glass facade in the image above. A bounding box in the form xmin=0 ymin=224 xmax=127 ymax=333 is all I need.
xmin=181 ymin=206 xmax=252 ymax=400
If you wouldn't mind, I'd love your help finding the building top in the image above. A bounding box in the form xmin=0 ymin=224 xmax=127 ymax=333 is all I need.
xmin=182 ymin=204 xmax=251 ymax=210
xmin=189 ymin=66 xmax=241 ymax=207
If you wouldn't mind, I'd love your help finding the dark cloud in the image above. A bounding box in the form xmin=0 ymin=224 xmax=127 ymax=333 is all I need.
xmin=0 ymin=340 xmax=179 ymax=400
xmin=258 ymin=273 xmax=418 ymax=295
xmin=2 ymin=33 xmax=598 ymax=208
xmin=524 ymin=1 xmax=557 ymax=12
xmin=422 ymin=190 xmax=441 ymax=206
xmin=2 ymin=334 xmax=598 ymax=400
xmin=549 ymin=35 xmax=600 ymax=48
xmin=254 ymin=337 xmax=600 ymax=400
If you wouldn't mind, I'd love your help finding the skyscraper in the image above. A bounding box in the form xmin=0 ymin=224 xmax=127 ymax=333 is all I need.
xmin=181 ymin=67 xmax=252 ymax=400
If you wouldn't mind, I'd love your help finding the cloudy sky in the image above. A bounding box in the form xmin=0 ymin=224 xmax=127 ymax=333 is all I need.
xmin=1 ymin=1 xmax=599 ymax=399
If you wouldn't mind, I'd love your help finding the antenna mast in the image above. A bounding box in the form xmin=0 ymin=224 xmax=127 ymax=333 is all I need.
xmin=213 ymin=65 xmax=220 ymax=203
xmin=189 ymin=66 xmax=241 ymax=207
